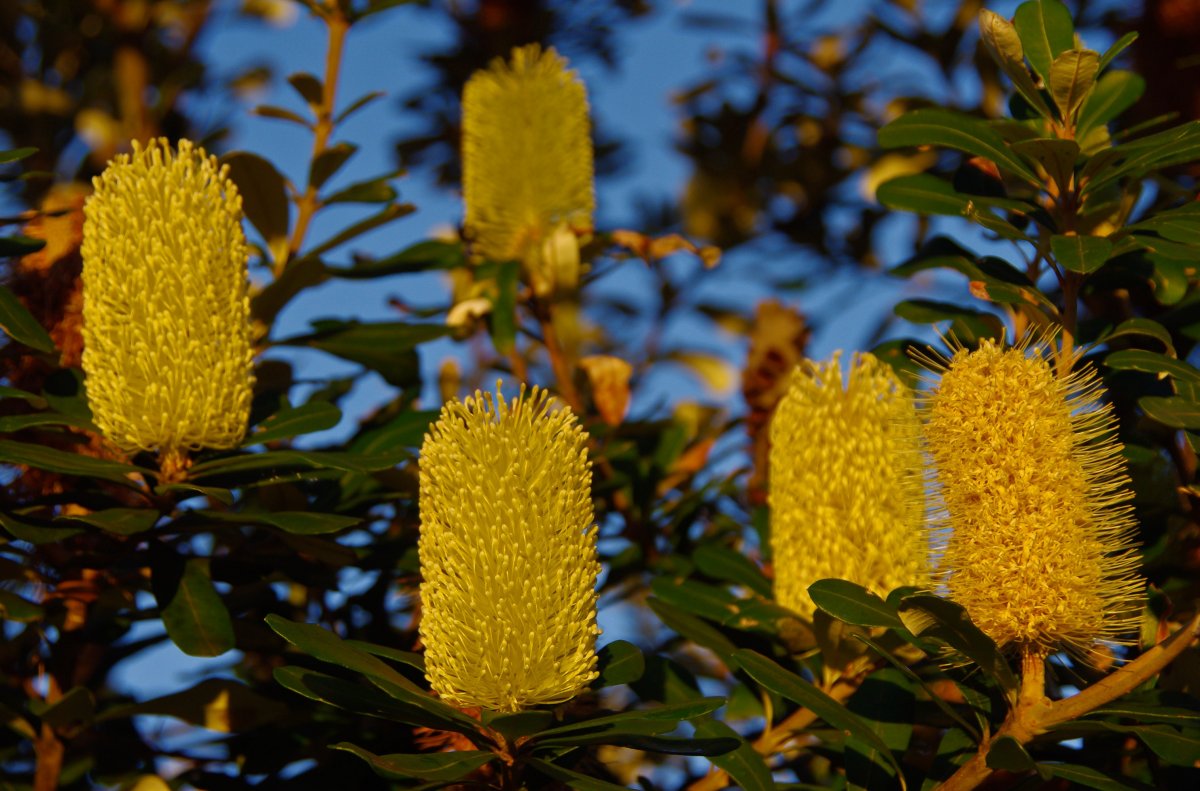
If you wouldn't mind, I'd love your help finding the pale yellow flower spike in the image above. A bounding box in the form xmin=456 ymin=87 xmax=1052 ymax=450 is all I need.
xmin=419 ymin=385 xmax=601 ymax=712
xmin=462 ymin=44 xmax=594 ymax=296
xmin=922 ymin=338 xmax=1143 ymax=658
xmin=81 ymin=138 xmax=254 ymax=471
xmin=769 ymin=352 xmax=928 ymax=619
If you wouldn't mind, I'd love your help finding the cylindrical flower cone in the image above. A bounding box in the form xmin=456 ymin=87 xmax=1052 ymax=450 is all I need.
xmin=921 ymin=338 xmax=1143 ymax=657
xmin=462 ymin=44 xmax=594 ymax=297
xmin=419 ymin=385 xmax=600 ymax=712
xmin=81 ymin=138 xmax=254 ymax=476
xmin=769 ymin=352 xmax=928 ymax=619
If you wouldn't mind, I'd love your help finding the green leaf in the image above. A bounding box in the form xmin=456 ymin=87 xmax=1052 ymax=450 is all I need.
xmin=0 ymin=589 xmax=43 ymax=622
xmin=1013 ymin=0 xmax=1075 ymax=83
xmin=222 ymin=152 xmax=290 ymax=255
xmin=0 ymin=283 xmax=56 ymax=353
xmin=1105 ymin=350 xmax=1199 ymax=381
xmin=1078 ymin=71 xmax=1144 ymax=135
xmin=0 ymin=384 xmax=47 ymax=406
xmin=306 ymin=203 xmax=415 ymax=258
xmin=324 ymin=176 xmax=398 ymax=205
xmin=246 ymin=400 xmax=342 ymax=445
xmin=526 ymin=757 xmax=632 ymax=791
xmin=1127 ymin=203 xmax=1200 ymax=246
xmin=876 ymin=175 xmax=1028 ymax=240
xmin=1097 ymin=319 xmax=1175 ymax=355
xmin=309 ymin=142 xmax=357 ymax=189
xmin=694 ymin=719 xmax=774 ymax=791
xmin=277 ymin=320 xmax=450 ymax=387
xmin=286 ymin=72 xmax=323 ymax=105
xmin=0 ymin=235 xmax=47 ymax=256
xmin=0 ymin=147 xmax=37 ymax=164
xmin=878 ymin=108 xmax=1040 ymax=184
xmin=199 ymin=509 xmax=360 ymax=535
xmin=60 ymin=508 xmax=158 ymax=536
xmin=693 ymin=543 xmax=772 ymax=598
xmin=266 ymin=614 xmax=416 ymax=689
xmin=1139 ymin=396 xmax=1200 ymax=429
xmin=0 ymin=412 xmax=94 ymax=433
xmin=977 ymin=9 xmax=1054 ymax=120
xmin=846 ymin=668 xmax=916 ymax=791
xmin=1097 ymin=31 xmax=1138 ymax=72
xmin=647 ymin=596 xmax=738 ymax=659
xmin=490 ymin=259 xmax=519 ymax=355
xmin=896 ymin=595 xmax=1018 ymax=691
xmin=0 ymin=511 xmax=84 ymax=543
xmin=334 ymin=239 xmax=464 ymax=279
xmin=595 ymin=640 xmax=645 ymax=687
xmin=535 ymin=698 xmax=726 ymax=741
xmin=335 ymin=90 xmax=385 ymax=125
xmin=808 ymin=579 xmax=904 ymax=629
xmin=39 ymin=687 xmax=95 ymax=730
xmin=160 ymin=558 xmax=235 ymax=657
xmin=274 ymin=666 xmax=481 ymax=737
xmin=732 ymin=649 xmax=905 ymax=781
xmin=154 ymin=482 xmax=235 ymax=506
xmin=985 ymin=736 xmax=1035 ymax=771
xmin=1039 ymin=762 xmax=1147 ymax=790
xmin=188 ymin=447 xmax=406 ymax=479
xmin=98 ymin=678 xmax=287 ymax=733
xmin=1083 ymin=122 xmax=1200 ymax=195
xmin=482 ymin=710 xmax=555 ymax=739
xmin=1051 ymin=234 xmax=1113 ymax=274
xmin=1010 ymin=138 xmax=1078 ymax=195
xmin=1136 ymin=725 xmax=1200 ymax=764
xmin=252 ymin=105 xmax=312 ymax=128
xmin=894 ymin=299 xmax=1004 ymax=342
xmin=0 ymin=439 xmax=150 ymax=486
xmin=1049 ymin=49 xmax=1100 ymax=122
xmin=342 ymin=639 xmax=425 ymax=672
xmin=331 ymin=743 xmax=494 ymax=781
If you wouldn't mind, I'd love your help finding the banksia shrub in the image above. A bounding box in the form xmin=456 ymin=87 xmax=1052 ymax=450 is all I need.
xmin=418 ymin=385 xmax=601 ymax=711
xmin=462 ymin=44 xmax=594 ymax=296
xmin=769 ymin=352 xmax=927 ymax=619
xmin=81 ymin=138 xmax=254 ymax=474
xmin=922 ymin=338 xmax=1143 ymax=656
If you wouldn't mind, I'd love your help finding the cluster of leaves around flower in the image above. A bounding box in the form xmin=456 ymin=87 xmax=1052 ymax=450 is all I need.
xmin=3 ymin=0 xmax=1200 ymax=789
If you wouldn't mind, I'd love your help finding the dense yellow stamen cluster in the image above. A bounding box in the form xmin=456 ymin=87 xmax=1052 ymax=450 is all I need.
xmin=81 ymin=138 xmax=254 ymax=459
xmin=769 ymin=353 xmax=928 ymax=619
xmin=462 ymin=44 xmax=594 ymax=296
xmin=419 ymin=385 xmax=600 ymax=711
xmin=923 ymin=339 xmax=1143 ymax=654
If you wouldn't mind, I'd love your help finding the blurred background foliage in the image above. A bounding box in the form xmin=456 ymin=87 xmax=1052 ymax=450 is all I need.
xmin=2 ymin=0 xmax=1200 ymax=789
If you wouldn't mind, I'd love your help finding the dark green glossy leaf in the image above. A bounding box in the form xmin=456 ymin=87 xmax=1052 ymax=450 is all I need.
xmin=0 ymin=511 xmax=84 ymax=543
xmin=98 ymin=678 xmax=287 ymax=733
xmin=0 ymin=589 xmax=43 ymax=622
xmin=1105 ymin=350 xmax=1199 ymax=381
xmin=490 ymin=259 xmax=519 ymax=354
xmin=1051 ymin=234 xmax=1113 ymax=274
xmin=222 ymin=151 xmax=290 ymax=253
xmin=199 ymin=509 xmax=360 ymax=535
xmin=331 ymin=743 xmax=494 ymax=781
xmin=161 ymin=558 xmax=235 ymax=657
xmin=310 ymin=142 xmax=357 ymax=188
xmin=526 ymin=757 xmax=631 ymax=791
xmin=876 ymin=175 xmax=1028 ymax=240
xmin=0 ymin=283 xmax=56 ymax=353
xmin=1039 ymin=762 xmax=1148 ymax=790
xmin=324 ymin=177 xmax=398 ymax=205
xmin=246 ymin=400 xmax=342 ymax=445
xmin=0 ymin=439 xmax=150 ymax=486
xmin=978 ymin=9 xmax=1053 ymax=120
xmin=61 ymin=508 xmax=158 ymax=536
xmin=1011 ymin=138 xmax=1078 ymax=194
xmin=1139 ymin=396 xmax=1200 ymax=429
xmin=0 ymin=412 xmax=94 ymax=433
xmin=808 ymin=579 xmax=903 ymax=629
xmin=1135 ymin=725 xmax=1200 ymax=764
xmin=535 ymin=697 xmax=725 ymax=741
xmin=334 ymin=239 xmax=464 ymax=279
xmin=1049 ymin=49 xmax=1100 ymax=122
xmin=482 ymin=710 xmax=555 ymax=739
xmin=1097 ymin=31 xmax=1138 ymax=72
xmin=335 ymin=90 xmax=385 ymax=124
xmin=647 ymin=596 xmax=738 ymax=659
xmin=1127 ymin=203 xmax=1200 ymax=246
xmin=188 ymin=447 xmax=406 ymax=478
xmin=986 ymin=736 xmax=1035 ymax=771
xmin=878 ymin=109 xmax=1039 ymax=184
xmin=253 ymin=104 xmax=312 ymax=127
xmin=595 ymin=640 xmax=645 ymax=687
xmin=306 ymin=203 xmax=415 ymax=257
xmin=342 ymin=639 xmax=425 ymax=672
xmin=1013 ymin=0 xmax=1075 ymax=82
xmin=0 ymin=147 xmax=37 ymax=164
xmin=154 ymin=482 xmax=235 ymax=506
xmin=266 ymin=614 xmax=417 ymax=689
xmin=39 ymin=687 xmax=95 ymax=729
xmin=896 ymin=595 xmax=1018 ymax=691
xmin=894 ymin=299 xmax=1004 ymax=342
xmin=277 ymin=320 xmax=449 ymax=387
xmin=1097 ymin=319 xmax=1175 ymax=355
xmin=286 ymin=72 xmax=323 ymax=105
xmin=694 ymin=719 xmax=774 ymax=791
xmin=0 ymin=384 xmax=46 ymax=405
xmin=846 ymin=668 xmax=915 ymax=791
xmin=0 ymin=235 xmax=47 ymax=256
xmin=1078 ymin=71 xmax=1144 ymax=135
xmin=732 ymin=649 xmax=904 ymax=780
xmin=694 ymin=543 xmax=772 ymax=598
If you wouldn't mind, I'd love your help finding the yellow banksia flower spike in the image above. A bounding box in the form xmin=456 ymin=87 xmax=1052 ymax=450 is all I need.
xmin=921 ymin=337 xmax=1143 ymax=657
xmin=769 ymin=352 xmax=928 ymax=619
xmin=419 ymin=385 xmax=601 ymax=711
xmin=81 ymin=138 xmax=254 ymax=476
xmin=462 ymin=44 xmax=594 ymax=297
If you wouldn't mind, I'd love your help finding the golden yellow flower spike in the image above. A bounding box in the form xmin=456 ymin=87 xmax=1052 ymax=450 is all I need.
xmin=462 ymin=44 xmax=594 ymax=297
xmin=419 ymin=385 xmax=600 ymax=711
xmin=921 ymin=337 xmax=1143 ymax=658
xmin=81 ymin=138 xmax=254 ymax=476
xmin=769 ymin=352 xmax=928 ymax=619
